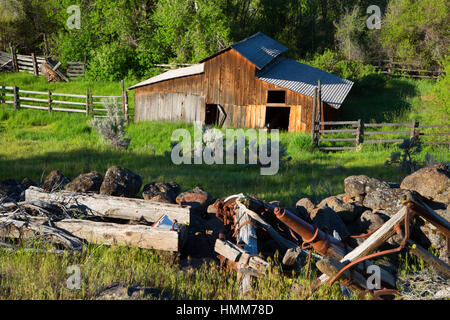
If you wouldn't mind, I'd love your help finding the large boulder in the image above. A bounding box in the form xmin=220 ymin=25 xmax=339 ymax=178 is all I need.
xmin=142 ymin=182 xmax=180 ymax=204
xmin=20 ymin=178 xmax=38 ymax=190
xmin=100 ymin=166 xmax=142 ymax=198
xmin=350 ymin=210 xmax=390 ymax=235
xmin=176 ymin=186 xmax=212 ymax=213
xmin=296 ymin=198 xmax=315 ymax=215
xmin=66 ymin=172 xmax=103 ymax=193
xmin=0 ymin=179 xmax=23 ymax=201
xmin=362 ymin=188 xmax=416 ymax=216
xmin=401 ymin=164 xmax=450 ymax=205
xmin=318 ymin=195 xmax=365 ymax=224
xmin=309 ymin=207 xmax=350 ymax=238
xmin=344 ymin=175 xmax=391 ymax=200
xmin=42 ymin=170 xmax=70 ymax=192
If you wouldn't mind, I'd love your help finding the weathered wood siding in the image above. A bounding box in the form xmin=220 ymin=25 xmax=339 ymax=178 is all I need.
xmin=134 ymin=92 xmax=205 ymax=124
xmin=133 ymin=48 xmax=340 ymax=132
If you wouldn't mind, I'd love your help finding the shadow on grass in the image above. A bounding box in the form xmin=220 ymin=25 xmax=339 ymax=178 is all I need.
xmin=0 ymin=147 xmax=405 ymax=206
xmin=342 ymin=75 xmax=419 ymax=123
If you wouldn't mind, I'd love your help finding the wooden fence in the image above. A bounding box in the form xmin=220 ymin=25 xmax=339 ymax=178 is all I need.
xmin=312 ymin=120 xmax=450 ymax=151
xmin=0 ymin=44 xmax=85 ymax=79
xmin=0 ymin=80 xmax=129 ymax=121
xmin=369 ymin=60 xmax=442 ymax=80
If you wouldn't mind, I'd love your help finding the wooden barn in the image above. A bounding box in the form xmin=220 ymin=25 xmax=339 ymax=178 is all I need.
xmin=128 ymin=32 xmax=354 ymax=132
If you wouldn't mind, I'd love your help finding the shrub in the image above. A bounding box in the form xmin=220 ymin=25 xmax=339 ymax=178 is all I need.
xmin=89 ymin=98 xmax=130 ymax=150
xmin=86 ymin=43 xmax=135 ymax=81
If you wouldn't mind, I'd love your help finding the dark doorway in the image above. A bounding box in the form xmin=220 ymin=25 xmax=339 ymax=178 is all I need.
xmin=267 ymin=90 xmax=286 ymax=104
xmin=205 ymin=104 xmax=219 ymax=125
xmin=265 ymin=107 xmax=290 ymax=131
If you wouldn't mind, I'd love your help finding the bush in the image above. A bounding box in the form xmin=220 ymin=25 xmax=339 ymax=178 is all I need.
xmin=86 ymin=43 xmax=135 ymax=81
xmin=89 ymin=99 xmax=130 ymax=149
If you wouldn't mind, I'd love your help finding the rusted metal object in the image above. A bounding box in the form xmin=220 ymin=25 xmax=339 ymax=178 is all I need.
xmin=273 ymin=206 xmax=345 ymax=256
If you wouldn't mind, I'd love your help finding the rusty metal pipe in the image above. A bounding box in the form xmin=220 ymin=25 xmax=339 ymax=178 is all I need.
xmin=274 ymin=207 xmax=345 ymax=256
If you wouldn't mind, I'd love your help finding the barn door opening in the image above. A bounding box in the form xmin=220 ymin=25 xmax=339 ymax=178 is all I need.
xmin=265 ymin=106 xmax=290 ymax=131
xmin=205 ymin=104 xmax=227 ymax=127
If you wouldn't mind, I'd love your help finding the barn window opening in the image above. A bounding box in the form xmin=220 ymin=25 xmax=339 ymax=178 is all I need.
xmin=267 ymin=90 xmax=286 ymax=104
xmin=205 ymin=104 xmax=219 ymax=125
xmin=265 ymin=107 xmax=290 ymax=131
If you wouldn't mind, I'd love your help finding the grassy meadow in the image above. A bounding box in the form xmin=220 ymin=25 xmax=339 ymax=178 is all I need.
xmin=0 ymin=72 xmax=448 ymax=300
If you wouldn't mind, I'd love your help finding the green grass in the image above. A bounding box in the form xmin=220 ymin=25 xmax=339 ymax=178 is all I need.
xmin=0 ymin=72 xmax=448 ymax=300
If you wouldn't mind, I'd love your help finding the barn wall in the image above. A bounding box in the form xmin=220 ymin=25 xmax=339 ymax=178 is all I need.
xmin=134 ymin=92 xmax=205 ymax=124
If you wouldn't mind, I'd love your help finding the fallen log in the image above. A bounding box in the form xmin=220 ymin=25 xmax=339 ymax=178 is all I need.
xmin=25 ymin=187 xmax=191 ymax=224
xmin=0 ymin=215 xmax=185 ymax=252
xmin=407 ymin=239 xmax=450 ymax=278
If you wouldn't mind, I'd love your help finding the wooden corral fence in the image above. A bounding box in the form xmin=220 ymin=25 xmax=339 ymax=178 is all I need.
xmin=0 ymin=44 xmax=85 ymax=79
xmin=0 ymin=80 xmax=129 ymax=121
xmin=312 ymin=119 xmax=450 ymax=151
xmin=369 ymin=60 xmax=442 ymax=80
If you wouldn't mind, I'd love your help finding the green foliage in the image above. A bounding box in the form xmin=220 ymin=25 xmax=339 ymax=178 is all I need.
xmin=385 ymin=138 xmax=422 ymax=172
xmin=433 ymin=56 xmax=450 ymax=116
xmin=86 ymin=43 xmax=136 ymax=81
xmin=334 ymin=5 xmax=367 ymax=61
xmin=380 ymin=0 xmax=450 ymax=68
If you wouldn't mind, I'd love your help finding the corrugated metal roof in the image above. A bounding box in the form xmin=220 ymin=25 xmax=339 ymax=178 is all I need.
xmin=128 ymin=64 xmax=204 ymax=90
xmin=231 ymin=32 xmax=288 ymax=70
xmin=257 ymin=57 xmax=354 ymax=109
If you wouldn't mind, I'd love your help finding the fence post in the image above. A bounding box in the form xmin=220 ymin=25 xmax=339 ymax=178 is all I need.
xmin=356 ymin=119 xmax=364 ymax=147
xmin=311 ymin=87 xmax=317 ymax=142
xmin=13 ymin=86 xmax=19 ymax=110
xmin=0 ymin=85 xmax=4 ymax=104
xmin=317 ymin=80 xmax=322 ymax=127
xmin=85 ymin=89 xmax=89 ymax=118
xmin=90 ymin=92 xmax=94 ymax=118
xmin=9 ymin=43 xmax=18 ymax=72
xmin=48 ymin=90 xmax=52 ymax=113
xmin=410 ymin=119 xmax=419 ymax=141
xmin=31 ymin=53 xmax=39 ymax=76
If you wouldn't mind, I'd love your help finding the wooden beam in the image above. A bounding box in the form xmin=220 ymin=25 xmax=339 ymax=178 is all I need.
xmin=407 ymin=239 xmax=450 ymax=278
xmin=0 ymin=215 xmax=182 ymax=252
xmin=25 ymin=187 xmax=191 ymax=224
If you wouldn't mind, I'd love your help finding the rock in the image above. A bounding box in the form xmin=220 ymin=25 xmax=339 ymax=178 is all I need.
xmin=309 ymin=207 xmax=349 ymax=238
xmin=66 ymin=172 xmax=103 ymax=193
xmin=417 ymin=217 xmax=449 ymax=263
xmin=95 ymin=283 xmax=170 ymax=300
xmin=176 ymin=186 xmax=212 ymax=213
xmin=344 ymin=175 xmax=391 ymax=199
xmin=100 ymin=166 xmax=142 ymax=198
xmin=0 ymin=179 xmax=23 ymax=201
xmin=42 ymin=170 xmax=70 ymax=192
xmin=142 ymin=182 xmax=180 ymax=204
xmin=401 ymin=164 xmax=450 ymax=205
xmin=296 ymin=198 xmax=315 ymax=215
xmin=351 ymin=210 xmax=389 ymax=235
xmin=20 ymin=178 xmax=38 ymax=189
xmin=362 ymin=188 xmax=416 ymax=216
xmin=318 ymin=195 xmax=364 ymax=224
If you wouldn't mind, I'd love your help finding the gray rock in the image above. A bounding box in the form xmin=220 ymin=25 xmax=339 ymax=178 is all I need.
xmin=42 ymin=170 xmax=70 ymax=192
xmin=0 ymin=179 xmax=23 ymax=201
xmin=351 ymin=210 xmax=389 ymax=235
xmin=20 ymin=178 xmax=38 ymax=190
xmin=176 ymin=186 xmax=212 ymax=213
xmin=100 ymin=166 xmax=142 ymax=198
xmin=309 ymin=207 xmax=349 ymax=238
xmin=296 ymin=198 xmax=315 ymax=216
xmin=401 ymin=164 xmax=450 ymax=205
xmin=318 ymin=195 xmax=364 ymax=224
xmin=142 ymin=182 xmax=180 ymax=203
xmin=66 ymin=171 xmax=103 ymax=193
xmin=344 ymin=175 xmax=391 ymax=199
xmin=362 ymin=188 xmax=416 ymax=216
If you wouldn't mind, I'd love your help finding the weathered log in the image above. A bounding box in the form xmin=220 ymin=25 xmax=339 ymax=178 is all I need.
xmin=25 ymin=187 xmax=191 ymax=224
xmin=407 ymin=239 xmax=450 ymax=278
xmin=0 ymin=215 xmax=184 ymax=252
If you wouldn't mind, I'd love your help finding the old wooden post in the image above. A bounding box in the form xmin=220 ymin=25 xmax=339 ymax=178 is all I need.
xmin=122 ymin=80 xmax=129 ymax=122
xmin=311 ymin=87 xmax=318 ymax=143
xmin=410 ymin=119 xmax=419 ymax=141
xmin=85 ymin=88 xmax=90 ymax=118
xmin=31 ymin=53 xmax=39 ymax=76
xmin=48 ymin=90 xmax=52 ymax=113
xmin=0 ymin=85 xmax=4 ymax=104
xmin=355 ymin=119 xmax=363 ymax=147
xmin=9 ymin=43 xmax=18 ymax=72
xmin=13 ymin=86 xmax=19 ymax=110
xmin=317 ymin=80 xmax=322 ymax=128
xmin=90 ymin=92 xmax=94 ymax=118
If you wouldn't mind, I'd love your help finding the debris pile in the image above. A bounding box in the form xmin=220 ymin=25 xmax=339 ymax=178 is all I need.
xmin=0 ymin=164 xmax=449 ymax=300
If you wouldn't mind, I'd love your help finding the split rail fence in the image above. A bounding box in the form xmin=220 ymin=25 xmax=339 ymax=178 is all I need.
xmin=0 ymin=80 xmax=129 ymax=121
xmin=369 ymin=60 xmax=442 ymax=80
xmin=312 ymin=119 xmax=450 ymax=151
